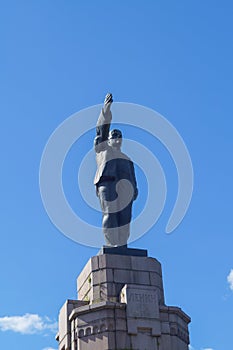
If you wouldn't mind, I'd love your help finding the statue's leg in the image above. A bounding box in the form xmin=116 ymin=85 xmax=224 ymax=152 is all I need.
xmin=97 ymin=181 xmax=119 ymax=246
xmin=117 ymin=201 xmax=132 ymax=246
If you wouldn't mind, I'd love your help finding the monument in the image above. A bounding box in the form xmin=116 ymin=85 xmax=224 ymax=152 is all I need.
xmin=94 ymin=93 xmax=138 ymax=247
xmin=56 ymin=94 xmax=191 ymax=350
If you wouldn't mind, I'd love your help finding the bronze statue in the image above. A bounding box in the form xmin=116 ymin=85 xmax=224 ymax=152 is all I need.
xmin=94 ymin=93 xmax=138 ymax=246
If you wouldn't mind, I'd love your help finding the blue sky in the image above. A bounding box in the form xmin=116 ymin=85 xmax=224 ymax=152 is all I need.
xmin=1 ymin=1 xmax=233 ymax=349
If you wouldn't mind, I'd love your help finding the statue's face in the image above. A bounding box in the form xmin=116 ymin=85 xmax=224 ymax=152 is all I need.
xmin=108 ymin=137 xmax=122 ymax=149
xmin=108 ymin=129 xmax=122 ymax=149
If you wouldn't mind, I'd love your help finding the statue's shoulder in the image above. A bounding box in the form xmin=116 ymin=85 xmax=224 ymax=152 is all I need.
xmin=94 ymin=137 xmax=110 ymax=153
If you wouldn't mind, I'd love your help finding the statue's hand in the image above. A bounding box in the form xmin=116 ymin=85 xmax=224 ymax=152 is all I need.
xmin=104 ymin=93 xmax=113 ymax=105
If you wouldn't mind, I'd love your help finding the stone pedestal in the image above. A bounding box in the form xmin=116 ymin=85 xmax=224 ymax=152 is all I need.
xmin=56 ymin=251 xmax=190 ymax=350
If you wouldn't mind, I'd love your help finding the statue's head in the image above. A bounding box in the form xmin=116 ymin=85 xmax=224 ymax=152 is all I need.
xmin=108 ymin=129 xmax=122 ymax=149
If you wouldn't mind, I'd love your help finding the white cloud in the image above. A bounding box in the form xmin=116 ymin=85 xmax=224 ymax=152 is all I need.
xmin=42 ymin=348 xmax=57 ymax=350
xmin=0 ymin=313 xmax=57 ymax=335
xmin=189 ymin=346 xmax=214 ymax=350
xmin=227 ymin=269 xmax=233 ymax=290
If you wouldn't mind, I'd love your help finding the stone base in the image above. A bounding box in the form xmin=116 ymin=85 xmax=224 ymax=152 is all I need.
xmin=98 ymin=245 xmax=148 ymax=257
xmin=57 ymin=253 xmax=190 ymax=350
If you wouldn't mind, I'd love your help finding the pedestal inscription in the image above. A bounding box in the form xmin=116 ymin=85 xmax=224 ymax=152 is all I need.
xmin=120 ymin=284 xmax=159 ymax=319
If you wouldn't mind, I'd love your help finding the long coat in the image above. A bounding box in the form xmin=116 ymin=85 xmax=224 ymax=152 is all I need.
xmin=94 ymin=106 xmax=137 ymax=199
xmin=93 ymin=105 xmax=138 ymax=246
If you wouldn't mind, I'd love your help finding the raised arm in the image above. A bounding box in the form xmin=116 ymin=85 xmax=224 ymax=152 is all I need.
xmin=94 ymin=93 xmax=113 ymax=153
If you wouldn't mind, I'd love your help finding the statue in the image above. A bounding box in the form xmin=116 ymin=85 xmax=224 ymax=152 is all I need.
xmin=94 ymin=93 xmax=138 ymax=247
